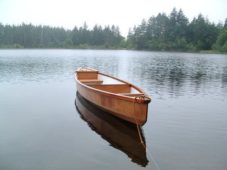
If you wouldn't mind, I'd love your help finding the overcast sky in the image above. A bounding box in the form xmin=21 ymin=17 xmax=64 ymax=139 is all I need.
xmin=0 ymin=0 xmax=226 ymax=36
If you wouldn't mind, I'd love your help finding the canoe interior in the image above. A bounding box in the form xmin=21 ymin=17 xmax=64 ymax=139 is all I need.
xmin=76 ymin=68 xmax=150 ymax=125
xmin=76 ymin=70 xmax=143 ymax=96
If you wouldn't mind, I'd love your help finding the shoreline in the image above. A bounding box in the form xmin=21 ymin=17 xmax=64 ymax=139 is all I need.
xmin=0 ymin=47 xmax=226 ymax=54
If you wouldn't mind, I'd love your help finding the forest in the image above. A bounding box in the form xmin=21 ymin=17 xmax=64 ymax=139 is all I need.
xmin=0 ymin=23 xmax=123 ymax=49
xmin=0 ymin=8 xmax=227 ymax=52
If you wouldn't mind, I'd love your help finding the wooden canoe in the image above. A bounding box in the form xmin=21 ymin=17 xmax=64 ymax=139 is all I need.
xmin=75 ymin=68 xmax=151 ymax=126
xmin=75 ymin=92 xmax=148 ymax=166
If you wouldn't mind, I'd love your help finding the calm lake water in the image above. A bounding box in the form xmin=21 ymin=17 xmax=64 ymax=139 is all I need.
xmin=0 ymin=49 xmax=227 ymax=170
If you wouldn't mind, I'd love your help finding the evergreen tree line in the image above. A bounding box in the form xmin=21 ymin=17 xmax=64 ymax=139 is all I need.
xmin=0 ymin=23 xmax=124 ymax=48
xmin=127 ymin=8 xmax=227 ymax=52
xmin=0 ymin=8 xmax=227 ymax=52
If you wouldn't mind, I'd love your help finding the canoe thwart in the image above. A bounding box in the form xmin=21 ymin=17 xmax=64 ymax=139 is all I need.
xmin=89 ymin=84 xmax=131 ymax=93
xmin=80 ymin=79 xmax=103 ymax=85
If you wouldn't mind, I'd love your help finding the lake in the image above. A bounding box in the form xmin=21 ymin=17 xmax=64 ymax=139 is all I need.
xmin=0 ymin=49 xmax=227 ymax=170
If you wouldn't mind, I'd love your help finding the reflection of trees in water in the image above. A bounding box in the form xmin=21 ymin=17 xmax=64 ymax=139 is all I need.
xmin=222 ymin=66 xmax=227 ymax=83
xmin=128 ymin=57 xmax=186 ymax=97
xmin=127 ymin=55 xmax=227 ymax=97
xmin=0 ymin=56 xmax=73 ymax=82
xmin=222 ymin=66 xmax=227 ymax=94
xmin=0 ymin=54 xmax=120 ymax=83
xmin=1 ymin=51 xmax=227 ymax=97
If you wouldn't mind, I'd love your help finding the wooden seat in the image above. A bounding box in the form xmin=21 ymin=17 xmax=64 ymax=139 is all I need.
xmin=89 ymin=84 xmax=131 ymax=93
xmin=80 ymin=79 xmax=103 ymax=85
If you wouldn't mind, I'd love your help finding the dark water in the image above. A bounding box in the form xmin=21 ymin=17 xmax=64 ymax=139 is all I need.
xmin=0 ymin=49 xmax=227 ymax=170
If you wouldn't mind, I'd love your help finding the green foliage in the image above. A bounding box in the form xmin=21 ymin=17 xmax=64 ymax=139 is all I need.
xmin=0 ymin=23 xmax=123 ymax=49
xmin=0 ymin=11 xmax=226 ymax=52
xmin=213 ymin=28 xmax=227 ymax=52
xmin=188 ymin=15 xmax=219 ymax=50
xmin=127 ymin=8 xmax=222 ymax=52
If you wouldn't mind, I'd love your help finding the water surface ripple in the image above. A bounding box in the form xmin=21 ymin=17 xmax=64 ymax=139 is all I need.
xmin=0 ymin=50 xmax=227 ymax=170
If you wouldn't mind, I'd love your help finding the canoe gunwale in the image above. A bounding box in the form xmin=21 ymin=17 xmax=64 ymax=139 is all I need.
xmin=75 ymin=71 xmax=151 ymax=104
xmin=75 ymin=69 xmax=151 ymax=125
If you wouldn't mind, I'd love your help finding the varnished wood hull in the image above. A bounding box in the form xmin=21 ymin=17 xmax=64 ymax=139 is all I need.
xmin=75 ymin=68 xmax=151 ymax=125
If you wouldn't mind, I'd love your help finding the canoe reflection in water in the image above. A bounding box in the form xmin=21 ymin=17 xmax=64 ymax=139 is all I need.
xmin=75 ymin=92 xmax=149 ymax=167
